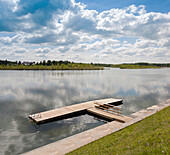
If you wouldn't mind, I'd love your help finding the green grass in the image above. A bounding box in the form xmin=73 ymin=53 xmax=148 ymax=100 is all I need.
xmin=111 ymin=64 xmax=161 ymax=69
xmin=0 ymin=64 xmax=103 ymax=70
xmin=68 ymin=106 xmax=170 ymax=155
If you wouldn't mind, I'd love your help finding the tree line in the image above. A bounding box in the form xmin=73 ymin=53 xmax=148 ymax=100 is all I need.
xmin=0 ymin=60 xmax=103 ymax=70
xmin=0 ymin=60 xmax=170 ymax=70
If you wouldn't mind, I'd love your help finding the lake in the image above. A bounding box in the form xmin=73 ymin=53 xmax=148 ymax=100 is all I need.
xmin=0 ymin=68 xmax=170 ymax=154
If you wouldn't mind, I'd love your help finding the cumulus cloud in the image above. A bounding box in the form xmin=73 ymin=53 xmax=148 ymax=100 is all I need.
xmin=35 ymin=48 xmax=50 ymax=54
xmin=0 ymin=0 xmax=72 ymax=31
xmin=0 ymin=34 xmax=23 ymax=45
xmin=0 ymin=0 xmax=169 ymax=63
xmin=1 ymin=0 xmax=169 ymax=42
xmin=96 ymin=6 xmax=170 ymax=40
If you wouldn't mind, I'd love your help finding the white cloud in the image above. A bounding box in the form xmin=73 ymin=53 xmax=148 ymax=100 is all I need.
xmin=96 ymin=6 xmax=170 ymax=39
xmin=0 ymin=34 xmax=23 ymax=45
xmin=35 ymin=48 xmax=50 ymax=54
xmin=0 ymin=0 xmax=169 ymax=63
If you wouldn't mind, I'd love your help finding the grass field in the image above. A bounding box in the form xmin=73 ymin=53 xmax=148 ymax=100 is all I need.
xmin=68 ymin=106 xmax=170 ymax=155
xmin=0 ymin=64 xmax=103 ymax=70
xmin=111 ymin=64 xmax=161 ymax=69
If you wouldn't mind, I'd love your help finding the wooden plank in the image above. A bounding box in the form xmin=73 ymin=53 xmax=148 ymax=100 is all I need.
xmin=29 ymin=107 xmax=74 ymax=124
xmin=94 ymin=102 xmax=122 ymax=111
xmin=87 ymin=107 xmax=132 ymax=123
xmin=94 ymin=105 xmax=122 ymax=115
xmin=29 ymin=98 xmax=123 ymax=124
xmin=94 ymin=98 xmax=123 ymax=105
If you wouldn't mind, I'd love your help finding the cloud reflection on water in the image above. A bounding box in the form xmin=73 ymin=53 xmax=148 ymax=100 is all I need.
xmin=0 ymin=69 xmax=170 ymax=154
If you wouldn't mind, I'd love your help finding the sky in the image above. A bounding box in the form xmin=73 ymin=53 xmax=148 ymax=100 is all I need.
xmin=0 ymin=0 xmax=170 ymax=63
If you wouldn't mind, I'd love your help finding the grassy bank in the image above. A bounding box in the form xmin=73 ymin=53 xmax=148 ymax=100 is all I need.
xmin=68 ymin=106 xmax=170 ymax=155
xmin=111 ymin=64 xmax=161 ymax=69
xmin=0 ymin=64 xmax=161 ymax=70
xmin=95 ymin=62 xmax=170 ymax=69
xmin=0 ymin=64 xmax=103 ymax=70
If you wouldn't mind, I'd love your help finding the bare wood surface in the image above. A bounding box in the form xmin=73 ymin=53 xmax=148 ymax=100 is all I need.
xmin=29 ymin=98 xmax=123 ymax=124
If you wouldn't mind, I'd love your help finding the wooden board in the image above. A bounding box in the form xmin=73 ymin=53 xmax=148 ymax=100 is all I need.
xmin=87 ymin=107 xmax=132 ymax=123
xmin=29 ymin=98 xmax=124 ymax=124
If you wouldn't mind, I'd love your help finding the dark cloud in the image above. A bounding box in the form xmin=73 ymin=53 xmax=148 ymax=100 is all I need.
xmin=0 ymin=0 xmax=19 ymax=32
xmin=0 ymin=0 xmax=72 ymax=32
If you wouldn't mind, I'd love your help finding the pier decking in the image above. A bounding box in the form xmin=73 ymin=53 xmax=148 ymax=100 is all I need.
xmin=29 ymin=98 xmax=131 ymax=124
xmin=24 ymin=99 xmax=170 ymax=155
xmin=87 ymin=107 xmax=131 ymax=123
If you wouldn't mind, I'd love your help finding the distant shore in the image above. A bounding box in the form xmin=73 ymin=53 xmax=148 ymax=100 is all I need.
xmin=0 ymin=65 xmax=103 ymax=70
xmin=0 ymin=60 xmax=169 ymax=70
xmin=0 ymin=65 xmax=168 ymax=70
xmin=111 ymin=64 xmax=162 ymax=69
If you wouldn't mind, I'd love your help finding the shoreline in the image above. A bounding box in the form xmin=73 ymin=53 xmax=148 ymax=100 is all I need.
xmin=23 ymin=99 xmax=170 ymax=155
xmin=0 ymin=66 xmax=103 ymax=71
xmin=0 ymin=66 xmax=169 ymax=70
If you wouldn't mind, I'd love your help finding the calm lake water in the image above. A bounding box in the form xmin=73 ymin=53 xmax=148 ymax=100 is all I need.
xmin=0 ymin=68 xmax=170 ymax=154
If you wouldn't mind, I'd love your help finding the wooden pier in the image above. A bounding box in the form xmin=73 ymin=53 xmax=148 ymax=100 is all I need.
xmin=29 ymin=98 xmax=132 ymax=124
xmin=87 ymin=108 xmax=130 ymax=123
